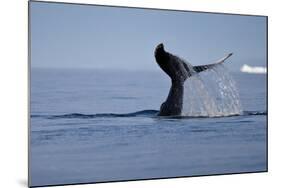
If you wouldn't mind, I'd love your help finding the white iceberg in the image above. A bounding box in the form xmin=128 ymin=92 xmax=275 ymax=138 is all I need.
xmin=240 ymin=64 xmax=267 ymax=74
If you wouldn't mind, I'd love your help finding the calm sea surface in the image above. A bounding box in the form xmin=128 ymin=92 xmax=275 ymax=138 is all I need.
xmin=30 ymin=69 xmax=267 ymax=186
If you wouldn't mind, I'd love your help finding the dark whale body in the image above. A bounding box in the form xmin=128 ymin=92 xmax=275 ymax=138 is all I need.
xmin=154 ymin=43 xmax=232 ymax=116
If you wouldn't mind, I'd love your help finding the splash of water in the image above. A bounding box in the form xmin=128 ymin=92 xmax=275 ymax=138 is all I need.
xmin=182 ymin=63 xmax=242 ymax=117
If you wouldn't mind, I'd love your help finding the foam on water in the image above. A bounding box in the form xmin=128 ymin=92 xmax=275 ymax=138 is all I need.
xmin=182 ymin=64 xmax=243 ymax=117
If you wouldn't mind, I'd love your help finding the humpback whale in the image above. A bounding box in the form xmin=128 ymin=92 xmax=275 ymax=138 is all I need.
xmin=154 ymin=43 xmax=233 ymax=116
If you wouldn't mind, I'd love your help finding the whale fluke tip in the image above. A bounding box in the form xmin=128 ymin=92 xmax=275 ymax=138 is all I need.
xmin=156 ymin=43 xmax=164 ymax=50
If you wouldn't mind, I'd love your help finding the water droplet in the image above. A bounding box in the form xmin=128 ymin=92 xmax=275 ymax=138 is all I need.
xmin=182 ymin=64 xmax=242 ymax=117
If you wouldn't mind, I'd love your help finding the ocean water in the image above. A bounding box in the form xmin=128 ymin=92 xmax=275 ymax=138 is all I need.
xmin=30 ymin=68 xmax=267 ymax=187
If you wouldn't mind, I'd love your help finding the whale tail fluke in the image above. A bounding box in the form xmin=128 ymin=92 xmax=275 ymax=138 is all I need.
xmin=154 ymin=43 xmax=233 ymax=82
xmin=192 ymin=53 xmax=233 ymax=73
xmin=154 ymin=43 xmax=233 ymax=116
xmin=154 ymin=43 xmax=189 ymax=83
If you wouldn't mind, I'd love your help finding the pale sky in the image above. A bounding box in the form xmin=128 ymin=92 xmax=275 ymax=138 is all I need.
xmin=30 ymin=1 xmax=267 ymax=71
